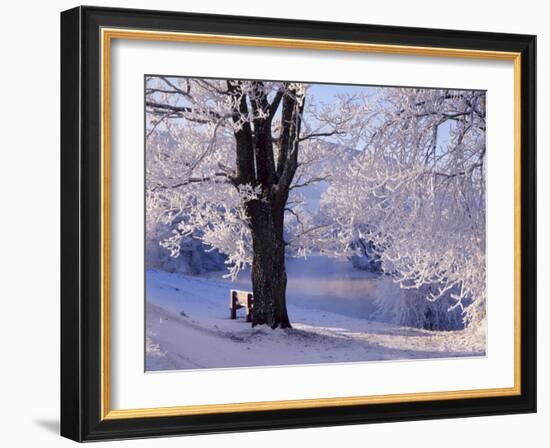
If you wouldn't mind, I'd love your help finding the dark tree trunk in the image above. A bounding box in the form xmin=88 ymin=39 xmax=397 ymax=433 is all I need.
xmin=247 ymin=199 xmax=291 ymax=328
xmin=226 ymin=80 xmax=303 ymax=329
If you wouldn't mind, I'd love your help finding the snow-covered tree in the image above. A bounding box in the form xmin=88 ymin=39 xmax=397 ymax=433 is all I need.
xmin=320 ymin=88 xmax=486 ymax=329
xmin=146 ymin=77 xmax=352 ymax=328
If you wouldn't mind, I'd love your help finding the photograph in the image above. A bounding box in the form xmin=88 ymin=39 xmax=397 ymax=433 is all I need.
xmin=144 ymin=76 xmax=488 ymax=371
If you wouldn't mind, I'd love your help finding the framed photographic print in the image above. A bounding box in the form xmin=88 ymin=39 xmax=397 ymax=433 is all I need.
xmin=60 ymin=6 xmax=536 ymax=441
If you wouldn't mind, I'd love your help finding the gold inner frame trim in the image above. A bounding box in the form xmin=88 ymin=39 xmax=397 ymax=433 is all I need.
xmin=100 ymin=27 xmax=522 ymax=421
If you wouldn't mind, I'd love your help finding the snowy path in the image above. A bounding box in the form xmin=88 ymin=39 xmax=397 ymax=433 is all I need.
xmin=146 ymin=260 xmax=484 ymax=371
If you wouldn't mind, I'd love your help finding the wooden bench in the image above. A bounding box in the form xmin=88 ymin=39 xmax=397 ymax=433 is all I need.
xmin=230 ymin=290 xmax=254 ymax=322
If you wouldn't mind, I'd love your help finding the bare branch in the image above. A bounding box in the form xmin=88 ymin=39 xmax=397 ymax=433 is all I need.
xmin=149 ymin=172 xmax=233 ymax=191
xmin=290 ymin=175 xmax=331 ymax=190
xmin=299 ymin=130 xmax=344 ymax=141
xmin=145 ymin=101 xmax=223 ymax=122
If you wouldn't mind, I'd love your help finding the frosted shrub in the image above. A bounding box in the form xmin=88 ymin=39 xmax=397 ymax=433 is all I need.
xmin=372 ymin=279 xmax=466 ymax=331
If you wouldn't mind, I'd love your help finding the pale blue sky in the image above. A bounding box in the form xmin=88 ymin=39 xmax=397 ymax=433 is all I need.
xmin=308 ymin=83 xmax=375 ymax=104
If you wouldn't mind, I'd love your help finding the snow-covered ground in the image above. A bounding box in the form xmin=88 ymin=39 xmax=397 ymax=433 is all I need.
xmin=146 ymin=256 xmax=485 ymax=371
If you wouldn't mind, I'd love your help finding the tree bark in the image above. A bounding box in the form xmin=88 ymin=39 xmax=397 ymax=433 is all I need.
xmin=247 ymin=199 xmax=291 ymax=329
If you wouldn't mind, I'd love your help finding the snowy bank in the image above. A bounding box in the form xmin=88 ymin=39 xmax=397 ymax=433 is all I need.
xmin=145 ymin=262 xmax=485 ymax=371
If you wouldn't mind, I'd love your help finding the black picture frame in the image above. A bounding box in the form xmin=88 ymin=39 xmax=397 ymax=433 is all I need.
xmin=61 ymin=5 xmax=536 ymax=442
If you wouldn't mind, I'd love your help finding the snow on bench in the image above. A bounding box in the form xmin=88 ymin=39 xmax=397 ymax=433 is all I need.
xmin=229 ymin=289 xmax=254 ymax=322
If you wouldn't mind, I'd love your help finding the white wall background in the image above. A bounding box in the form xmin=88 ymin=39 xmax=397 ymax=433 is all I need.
xmin=0 ymin=0 xmax=546 ymax=446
